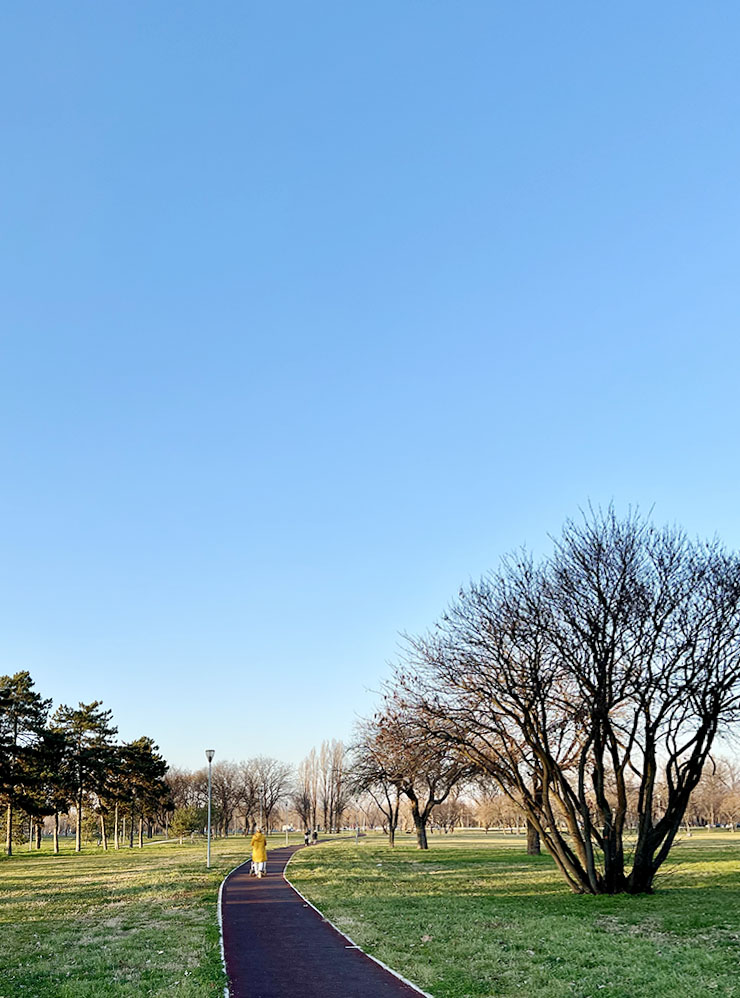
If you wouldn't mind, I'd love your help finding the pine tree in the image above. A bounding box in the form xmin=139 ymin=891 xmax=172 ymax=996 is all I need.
xmin=119 ymin=737 xmax=169 ymax=847
xmin=0 ymin=672 xmax=51 ymax=856
xmin=52 ymin=702 xmax=117 ymax=853
xmin=20 ymin=727 xmax=70 ymax=851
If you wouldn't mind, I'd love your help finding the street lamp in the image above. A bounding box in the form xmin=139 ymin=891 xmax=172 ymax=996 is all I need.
xmin=205 ymin=749 xmax=215 ymax=868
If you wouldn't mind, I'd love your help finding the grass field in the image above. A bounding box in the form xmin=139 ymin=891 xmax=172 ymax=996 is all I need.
xmin=2 ymin=830 xmax=739 ymax=997
xmin=0 ymin=833 xmax=282 ymax=997
xmin=287 ymin=829 xmax=740 ymax=998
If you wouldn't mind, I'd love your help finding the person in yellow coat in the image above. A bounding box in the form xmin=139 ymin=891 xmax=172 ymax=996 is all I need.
xmin=250 ymin=827 xmax=268 ymax=878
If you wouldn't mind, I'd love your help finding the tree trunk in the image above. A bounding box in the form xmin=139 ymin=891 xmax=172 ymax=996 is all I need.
xmin=53 ymin=812 xmax=60 ymax=854
xmin=36 ymin=821 xmax=42 ymax=849
xmin=626 ymin=853 xmax=656 ymax=894
xmin=100 ymin=814 xmax=108 ymax=851
xmin=415 ymin=817 xmax=428 ymax=849
xmin=527 ymin=777 xmax=543 ymax=855
xmin=602 ymin=831 xmax=626 ymax=893
xmin=410 ymin=802 xmax=429 ymax=849
xmin=114 ymin=803 xmax=119 ymax=850
xmin=6 ymin=801 xmax=13 ymax=856
xmin=75 ymin=794 xmax=83 ymax=852
xmin=526 ymin=820 xmax=541 ymax=855
xmin=138 ymin=816 xmax=144 ymax=848
xmin=129 ymin=809 xmax=135 ymax=848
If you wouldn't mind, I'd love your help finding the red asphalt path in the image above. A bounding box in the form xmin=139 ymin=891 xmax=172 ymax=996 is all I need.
xmin=221 ymin=844 xmax=429 ymax=998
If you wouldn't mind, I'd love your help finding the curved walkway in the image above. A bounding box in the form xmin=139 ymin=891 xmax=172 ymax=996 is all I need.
xmin=221 ymin=843 xmax=430 ymax=998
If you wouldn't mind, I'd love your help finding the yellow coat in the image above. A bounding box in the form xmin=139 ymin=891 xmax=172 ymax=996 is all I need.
xmin=251 ymin=832 xmax=267 ymax=863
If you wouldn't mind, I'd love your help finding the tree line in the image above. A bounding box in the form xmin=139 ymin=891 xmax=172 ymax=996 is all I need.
xmin=0 ymin=678 xmax=354 ymax=852
xmin=166 ymin=739 xmax=351 ymax=838
xmin=0 ymin=673 xmax=168 ymax=855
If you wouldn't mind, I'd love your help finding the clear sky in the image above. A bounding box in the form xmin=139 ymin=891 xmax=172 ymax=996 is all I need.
xmin=2 ymin=3 xmax=739 ymax=770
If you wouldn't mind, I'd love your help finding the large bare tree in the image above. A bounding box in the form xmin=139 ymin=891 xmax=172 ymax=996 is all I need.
xmin=396 ymin=508 xmax=740 ymax=892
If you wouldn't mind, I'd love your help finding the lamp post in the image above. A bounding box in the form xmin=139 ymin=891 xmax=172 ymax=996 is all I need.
xmin=205 ymin=749 xmax=215 ymax=868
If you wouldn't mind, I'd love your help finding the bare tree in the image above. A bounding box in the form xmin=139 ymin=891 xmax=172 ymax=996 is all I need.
xmin=293 ymin=750 xmax=319 ymax=831
xmin=317 ymin=740 xmax=350 ymax=833
xmin=210 ymin=761 xmax=243 ymax=835
xmin=397 ymin=508 xmax=740 ymax=893
xmin=362 ymin=709 xmax=472 ymax=849
xmin=251 ymin=756 xmax=293 ymax=831
xmin=719 ymin=789 xmax=740 ymax=829
xmin=432 ymin=790 xmax=473 ymax=832
xmin=688 ymin=757 xmax=736 ymax=827
xmin=166 ymin=767 xmax=203 ymax=811
xmin=353 ymin=792 xmax=389 ymax=833
xmin=350 ymin=720 xmax=402 ymax=846
xmin=237 ymin=762 xmax=259 ymax=833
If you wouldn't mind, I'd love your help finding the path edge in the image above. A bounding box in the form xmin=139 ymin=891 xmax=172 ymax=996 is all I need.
xmin=218 ymin=859 xmax=250 ymax=998
xmin=283 ymin=846 xmax=435 ymax=998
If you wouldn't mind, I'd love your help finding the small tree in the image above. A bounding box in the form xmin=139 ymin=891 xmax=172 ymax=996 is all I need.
xmin=351 ymin=721 xmax=402 ymax=846
xmin=171 ymin=806 xmax=206 ymax=841
xmin=365 ymin=709 xmax=471 ymax=849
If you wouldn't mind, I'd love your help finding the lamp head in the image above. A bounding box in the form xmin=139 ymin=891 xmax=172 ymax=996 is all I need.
xmin=205 ymin=749 xmax=215 ymax=763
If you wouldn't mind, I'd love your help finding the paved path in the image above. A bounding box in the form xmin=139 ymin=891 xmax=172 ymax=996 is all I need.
xmin=221 ymin=844 xmax=428 ymax=998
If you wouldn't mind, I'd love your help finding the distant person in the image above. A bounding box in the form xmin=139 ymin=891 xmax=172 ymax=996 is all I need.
xmin=312 ymin=829 xmax=318 ymax=845
xmin=304 ymin=829 xmax=310 ymax=846
xmin=251 ymin=827 xmax=268 ymax=878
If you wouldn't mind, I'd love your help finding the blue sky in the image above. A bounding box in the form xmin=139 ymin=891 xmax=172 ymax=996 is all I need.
xmin=2 ymin=3 xmax=739 ymax=769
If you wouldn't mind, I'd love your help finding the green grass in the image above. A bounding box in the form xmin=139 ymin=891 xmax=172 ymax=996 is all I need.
xmin=287 ymin=830 xmax=740 ymax=998
xmin=3 ymin=830 xmax=739 ymax=997
xmin=0 ymin=832 xmax=301 ymax=997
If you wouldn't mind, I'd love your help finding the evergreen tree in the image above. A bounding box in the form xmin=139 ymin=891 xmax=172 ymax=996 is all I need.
xmin=20 ymin=727 xmax=70 ymax=852
xmin=0 ymin=672 xmax=51 ymax=855
xmin=119 ymin=737 xmax=169 ymax=847
xmin=52 ymin=701 xmax=117 ymax=853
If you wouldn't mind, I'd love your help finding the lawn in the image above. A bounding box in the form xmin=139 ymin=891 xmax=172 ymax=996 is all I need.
xmin=286 ymin=829 xmax=740 ymax=998
xmin=0 ymin=833 xmax=279 ymax=998
xmin=3 ymin=829 xmax=739 ymax=998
